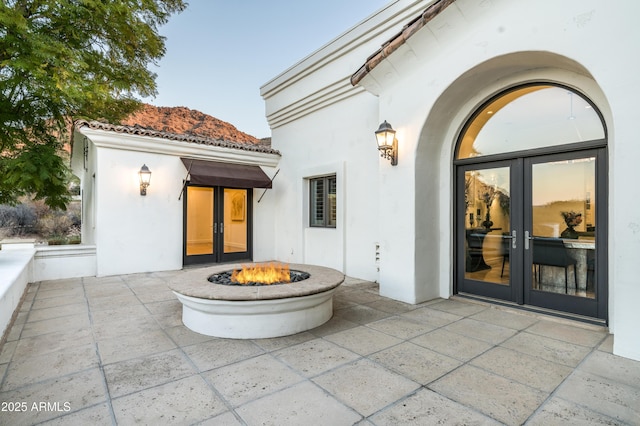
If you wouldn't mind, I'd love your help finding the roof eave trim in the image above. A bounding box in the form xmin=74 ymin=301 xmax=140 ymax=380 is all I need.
xmin=350 ymin=0 xmax=457 ymax=86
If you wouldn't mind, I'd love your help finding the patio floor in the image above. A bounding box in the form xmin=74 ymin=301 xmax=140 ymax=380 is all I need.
xmin=0 ymin=270 xmax=639 ymax=425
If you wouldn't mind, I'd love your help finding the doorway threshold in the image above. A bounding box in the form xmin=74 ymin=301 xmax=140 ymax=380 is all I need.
xmin=455 ymin=292 xmax=608 ymax=328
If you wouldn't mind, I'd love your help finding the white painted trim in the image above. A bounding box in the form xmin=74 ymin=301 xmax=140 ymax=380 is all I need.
xmin=77 ymin=127 xmax=281 ymax=168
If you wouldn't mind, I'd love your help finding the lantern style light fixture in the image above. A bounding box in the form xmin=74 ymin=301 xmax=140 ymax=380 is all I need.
xmin=375 ymin=120 xmax=398 ymax=166
xmin=139 ymin=164 xmax=151 ymax=196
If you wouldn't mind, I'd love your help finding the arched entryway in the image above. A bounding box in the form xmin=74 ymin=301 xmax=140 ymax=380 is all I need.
xmin=454 ymin=83 xmax=608 ymax=320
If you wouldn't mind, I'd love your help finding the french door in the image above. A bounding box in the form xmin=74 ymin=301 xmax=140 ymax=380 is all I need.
xmin=456 ymin=149 xmax=607 ymax=319
xmin=183 ymin=186 xmax=252 ymax=265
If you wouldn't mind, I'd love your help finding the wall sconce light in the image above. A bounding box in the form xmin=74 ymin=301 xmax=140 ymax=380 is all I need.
xmin=139 ymin=164 xmax=151 ymax=196
xmin=375 ymin=120 xmax=398 ymax=166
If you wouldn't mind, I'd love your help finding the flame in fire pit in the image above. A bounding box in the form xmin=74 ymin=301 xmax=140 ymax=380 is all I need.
xmin=231 ymin=262 xmax=291 ymax=285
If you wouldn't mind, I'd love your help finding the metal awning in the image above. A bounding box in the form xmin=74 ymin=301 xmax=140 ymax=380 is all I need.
xmin=180 ymin=158 xmax=272 ymax=188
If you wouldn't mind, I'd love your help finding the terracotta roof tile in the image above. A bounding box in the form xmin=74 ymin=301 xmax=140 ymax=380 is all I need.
xmin=351 ymin=0 xmax=456 ymax=86
xmin=75 ymin=120 xmax=281 ymax=156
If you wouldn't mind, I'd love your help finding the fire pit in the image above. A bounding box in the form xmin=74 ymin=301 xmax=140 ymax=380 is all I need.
xmin=169 ymin=262 xmax=344 ymax=339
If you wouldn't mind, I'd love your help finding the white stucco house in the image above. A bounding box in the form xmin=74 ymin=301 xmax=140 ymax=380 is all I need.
xmin=7 ymin=0 xmax=631 ymax=361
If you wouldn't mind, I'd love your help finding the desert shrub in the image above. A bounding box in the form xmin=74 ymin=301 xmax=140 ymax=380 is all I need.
xmin=37 ymin=213 xmax=72 ymax=239
xmin=0 ymin=204 xmax=38 ymax=236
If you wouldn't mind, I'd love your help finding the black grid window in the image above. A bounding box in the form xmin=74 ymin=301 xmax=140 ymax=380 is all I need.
xmin=310 ymin=175 xmax=336 ymax=228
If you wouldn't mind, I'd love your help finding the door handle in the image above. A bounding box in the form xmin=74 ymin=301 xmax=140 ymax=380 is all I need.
xmin=220 ymin=223 xmax=224 ymax=234
xmin=524 ymin=231 xmax=534 ymax=250
xmin=503 ymin=230 xmax=517 ymax=249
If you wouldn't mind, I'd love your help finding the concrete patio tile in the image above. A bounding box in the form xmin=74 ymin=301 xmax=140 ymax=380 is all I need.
xmin=135 ymin=289 xmax=177 ymax=303
xmin=370 ymin=342 xmax=462 ymax=385
xmin=26 ymin=302 xmax=88 ymax=323
xmin=324 ymin=326 xmax=403 ymax=355
xmin=198 ymin=411 xmax=243 ymax=425
xmin=204 ymin=353 xmax=305 ymax=407
xmin=5 ymin=320 xmax=25 ymax=341
xmin=252 ymin=331 xmax=316 ymax=352
xmin=31 ymin=294 xmax=86 ymax=310
xmin=333 ymin=295 xmax=358 ymax=309
xmin=0 ymin=339 xmax=17 ymax=364
xmin=1 ymin=343 xmax=100 ymax=391
xmin=598 ymin=334 xmax=614 ymax=353
xmin=38 ymin=403 xmax=112 ymax=425
xmin=273 ymin=339 xmax=360 ymax=378
xmin=90 ymin=303 xmax=150 ymax=324
xmin=182 ymin=338 xmax=265 ymax=372
xmin=33 ymin=286 xmax=85 ymax=300
xmin=335 ymin=305 xmax=392 ymax=325
xmin=469 ymin=307 xmax=539 ymax=330
xmin=471 ymin=346 xmax=573 ymax=392
xmin=400 ymin=306 xmax=462 ymax=328
xmin=86 ymin=293 xmax=142 ymax=311
xmin=429 ymin=299 xmax=488 ymax=317
xmin=442 ymin=318 xmax=518 ymax=345
xmin=0 ymin=368 xmax=107 ymax=426
xmin=411 ymin=328 xmax=493 ymax=361
xmin=339 ymin=289 xmax=384 ymax=305
xmin=97 ymin=329 xmax=176 ymax=365
xmin=370 ymin=388 xmax=501 ymax=425
xmin=578 ymin=350 xmax=640 ymax=388
xmin=430 ymin=365 xmax=548 ymax=425
xmin=20 ymin=312 xmax=91 ymax=338
xmin=144 ymin=298 xmax=182 ymax=316
xmin=12 ymin=311 xmax=28 ymax=327
xmin=501 ymin=331 xmax=592 ymax=367
xmin=91 ymin=314 xmax=161 ymax=341
xmin=164 ymin=324 xmax=217 ymax=347
xmin=13 ymin=328 xmax=94 ymax=358
xmin=365 ymin=298 xmax=418 ymax=314
xmin=525 ymin=320 xmax=607 ymax=347
xmin=367 ymin=316 xmax=433 ymax=339
xmin=37 ymin=278 xmax=82 ymax=291
xmin=313 ymin=359 xmax=420 ymax=417
xmin=83 ymin=283 xmax=133 ymax=299
xmin=308 ymin=314 xmax=359 ymax=337
xmin=103 ymin=349 xmax=196 ymax=398
xmin=0 ymin=363 xmax=7 ymax=385
xmin=554 ymin=370 xmax=640 ymax=424
xmin=112 ymin=375 xmax=227 ymax=425
xmin=235 ymin=381 xmax=361 ymax=426
xmin=526 ymin=397 xmax=625 ymax=425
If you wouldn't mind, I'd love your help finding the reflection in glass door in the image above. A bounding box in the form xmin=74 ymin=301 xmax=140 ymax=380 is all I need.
xmin=525 ymin=153 xmax=602 ymax=316
xmin=186 ymin=187 xmax=214 ymax=256
xmin=458 ymin=164 xmax=516 ymax=301
xmin=223 ymin=188 xmax=248 ymax=254
xmin=184 ymin=186 xmax=252 ymax=265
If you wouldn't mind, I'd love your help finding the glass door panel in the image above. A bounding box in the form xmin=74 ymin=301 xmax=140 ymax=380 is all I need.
xmin=186 ymin=187 xmax=214 ymax=256
xmin=458 ymin=163 xmax=515 ymax=301
xmin=223 ymin=189 xmax=248 ymax=254
xmin=529 ymin=156 xmax=596 ymax=299
xmin=464 ymin=167 xmax=511 ymax=284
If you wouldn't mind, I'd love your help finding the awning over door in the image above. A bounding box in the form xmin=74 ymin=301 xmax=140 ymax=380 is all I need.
xmin=181 ymin=158 xmax=272 ymax=188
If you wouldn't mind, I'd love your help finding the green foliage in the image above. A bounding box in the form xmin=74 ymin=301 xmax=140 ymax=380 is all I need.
xmin=0 ymin=0 xmax=186 ymax=208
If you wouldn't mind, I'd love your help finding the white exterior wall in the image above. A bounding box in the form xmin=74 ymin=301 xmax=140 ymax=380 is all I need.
xmin=73 ymin=127 xmax=280 ymax=277
xmin=94 ymin=148 xmax=184 ymax=276
xmin=263 ymin=0 xmax=640 ymax=360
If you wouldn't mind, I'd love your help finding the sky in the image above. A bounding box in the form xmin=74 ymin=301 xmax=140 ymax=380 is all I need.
xmin=143 ymin=0 xmax=391 ymax=139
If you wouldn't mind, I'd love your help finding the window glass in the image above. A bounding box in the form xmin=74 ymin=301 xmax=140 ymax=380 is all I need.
xmin=309 ymin=175 xmax=336 ymax=228
xmin=457 ymin=86 xmax=605 ymax=159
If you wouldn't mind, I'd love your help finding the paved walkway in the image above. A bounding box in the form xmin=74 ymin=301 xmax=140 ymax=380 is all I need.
xmin=0 ymin=270 xmax=639 ymax=425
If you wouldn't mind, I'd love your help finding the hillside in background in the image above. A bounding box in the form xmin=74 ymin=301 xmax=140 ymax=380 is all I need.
xmin=121 ymin=104 xmax=262 ymax=144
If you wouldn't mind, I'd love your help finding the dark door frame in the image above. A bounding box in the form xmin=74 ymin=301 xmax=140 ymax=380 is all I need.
xmin=182 ymin=184 xmax=253 ymax=266
xmin=454 ymin=147 xmax=608 ymax=320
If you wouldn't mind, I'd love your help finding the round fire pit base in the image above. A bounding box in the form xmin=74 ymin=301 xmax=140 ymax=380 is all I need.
xmin=168 ymin=263 xmax=344 ymax=339
xmin=175 ymin=289 xmax=336 ymax=339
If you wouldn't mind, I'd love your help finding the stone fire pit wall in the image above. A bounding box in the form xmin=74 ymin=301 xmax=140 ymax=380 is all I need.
xmin=168 ymin=263 xmax=345 ymax=339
